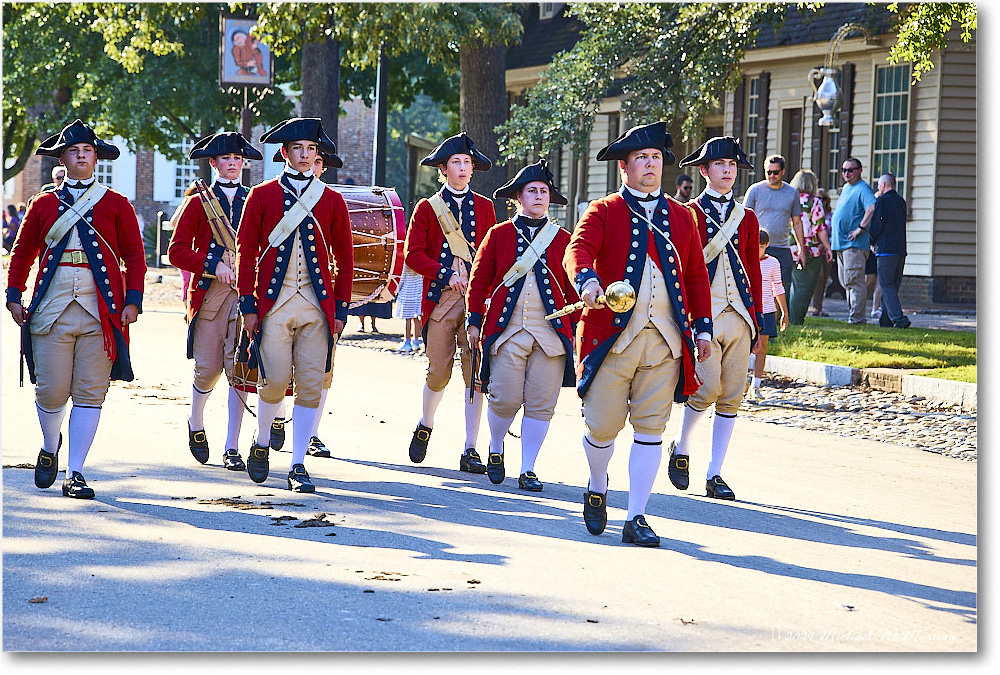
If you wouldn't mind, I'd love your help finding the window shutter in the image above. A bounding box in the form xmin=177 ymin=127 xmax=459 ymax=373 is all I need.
xmin=732 ymin=77 xmax=746 ymax=144
xmin=755 ymin=71 xmax=771 ymax=182
xmin=838 ymin=62 xmax=855 ymax=159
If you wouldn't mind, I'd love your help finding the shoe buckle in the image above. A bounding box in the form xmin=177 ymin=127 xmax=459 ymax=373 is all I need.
xmin=39 ymin=456 xmax=52 ymax=467
xmin=675 ymin=457 xmax=688 ymax=470
xmin=416 ymin=429 xmax=430 ymax=442
xmin=192 ymin=431 xmax=207 ymax=443
xmin=489 ymin=455 xmax=502 ymax=465
xmin=588 ymin=494 xmax=603 ymax=507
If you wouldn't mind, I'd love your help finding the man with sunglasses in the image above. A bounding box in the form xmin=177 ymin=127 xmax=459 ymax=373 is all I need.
xmin=743 ymin=155 xmax=806 ymax=293
xmin=830 ymin=158 xmax=876 ymax=324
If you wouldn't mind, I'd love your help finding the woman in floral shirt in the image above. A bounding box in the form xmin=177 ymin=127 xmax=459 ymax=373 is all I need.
xmin=788 ymin=170 xmax=833 ymax=324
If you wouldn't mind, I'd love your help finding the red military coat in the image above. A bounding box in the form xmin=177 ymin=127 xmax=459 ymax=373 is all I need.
xmin=235 ymin=176 xmax=354 ymax=335
xmin=467 ymin=218 xmax=581 ymax=389
xmin=688 ymin=194 xmax=764 ymax=333
xmin=564 ymin=191 xmax=712 ymax=401
xmin=168 ymin=183 xmax=248 ymax=357
xmin=5 ymin=185 xmax=146 ymax=382
xmin=403 ymin=188 xmax=496 ymax=323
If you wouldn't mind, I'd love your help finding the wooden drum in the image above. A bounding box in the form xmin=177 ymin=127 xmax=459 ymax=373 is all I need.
xmin=334 ymin=185 xmax=406 ymax=307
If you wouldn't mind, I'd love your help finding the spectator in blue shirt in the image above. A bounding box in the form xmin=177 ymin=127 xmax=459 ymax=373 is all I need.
xmin=831 ymin=158 xmax=876 ymax=324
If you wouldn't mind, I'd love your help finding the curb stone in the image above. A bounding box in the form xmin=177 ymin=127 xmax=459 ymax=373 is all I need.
xmin=764 ymin=355 xmax=976 ymax=410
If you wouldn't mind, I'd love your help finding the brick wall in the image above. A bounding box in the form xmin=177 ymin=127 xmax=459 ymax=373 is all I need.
xmin=898 ymin=276 xmax=977 ymax=306
xmin=336 ymin=97 xmax=375 ymax=185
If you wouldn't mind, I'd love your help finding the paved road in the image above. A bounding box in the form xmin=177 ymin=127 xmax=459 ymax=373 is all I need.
xmin=2 ymin=305 xmax=977 ymax=653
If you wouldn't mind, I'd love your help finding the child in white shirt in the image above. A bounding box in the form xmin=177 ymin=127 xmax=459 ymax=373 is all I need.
xmin=751 ymin=229 xmax=788 ymax=398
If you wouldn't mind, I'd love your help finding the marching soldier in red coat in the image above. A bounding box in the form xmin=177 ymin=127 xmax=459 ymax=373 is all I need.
xmin=5 ymin=119 xmax=146 ymax=499
xmin=404 ymin=133 xmax=497 ymax=473
xmin=564 ymin=121 xmax=713 ymax=546
xmin=668 ymin=137 xmax=763 ymax=502
xmin=466 ymin=160 xmax=579 ymax=492
xmin=235 ymin=118 xmax=353 ymax=492
xmin=266 ymin=146 xmax=345 ymax=459
xmin=168 ymin=131 xmax=263 ymax=472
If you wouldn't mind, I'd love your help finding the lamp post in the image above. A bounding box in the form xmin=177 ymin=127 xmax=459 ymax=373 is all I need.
xmin=809 ymin=23 xmax=876 ymax=127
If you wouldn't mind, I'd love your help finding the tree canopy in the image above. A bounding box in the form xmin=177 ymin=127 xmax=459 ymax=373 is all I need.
xmin=2 ymin=2 xmax=292 ymax=183
xmin=497 ymin=2 xmax=976 ymax=161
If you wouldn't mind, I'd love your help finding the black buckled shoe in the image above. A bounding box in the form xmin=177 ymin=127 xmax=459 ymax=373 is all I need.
xmin=307 ymin=436 xmax=331 ymax=458
xmin=459 ymin=448 xmax=487 ymax=474
xmin=409 ymin=423 xmax=432 ymax=463
xmin=706 ymin=475 xmax=736 ymax=500
xmin=61 ymin=471 xmax=95 ymax=499
xmin=622 ymin=515 xmax=660 ymax=547
xmin=287 ymin=463 xmax=315 ymax=493
xmin=188 ymin=421 xmax=209 ymax=464
xmin=667 ymin=440 xmax=689 ymax=491
xmin=34 ymin=449 xmax=59 ymax=489
xmin=222 ymin=448 xmax=246 ymax=471
xmin=269 ymin=417 xmax=286 ymax=450
xmin=518 ymin=471 xmax=543 ymax=492
xmin=486 ymin=452 xmax=505 ymax=484
xmin=583 ymin=490 xmax=608 ymax=535
xmin=247 ymin=442 xmax=270 ymax=484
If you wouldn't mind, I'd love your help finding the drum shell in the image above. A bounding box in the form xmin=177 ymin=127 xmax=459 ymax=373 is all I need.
xmin=334 ymin=185 xmax=405 ymax=307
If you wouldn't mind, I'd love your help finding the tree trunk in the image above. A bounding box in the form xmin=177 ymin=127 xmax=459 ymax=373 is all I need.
xmin=459 ymin=42 xmax=508 ymax=220
xmin=300 ymin=36 xmax=341 ymax=183
xmin=2 ymin=125 xmax=35 ymax=184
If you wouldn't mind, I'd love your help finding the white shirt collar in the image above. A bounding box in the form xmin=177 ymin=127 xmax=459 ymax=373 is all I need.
xmin=445 ymin=183 xmax=470 ymax=196
xmin=705 ymin=186 xmax=733 ymax=200
xmin=624 ymin=185 xmax=662 ymax=201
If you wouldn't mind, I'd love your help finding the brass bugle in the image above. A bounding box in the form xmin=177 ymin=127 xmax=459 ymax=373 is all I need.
xmin=544 ymin=280 xmax=637 ymax=320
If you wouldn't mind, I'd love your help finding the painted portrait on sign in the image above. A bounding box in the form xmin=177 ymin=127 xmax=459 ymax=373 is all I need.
xmin=219 ymin=17 xmax=273 ymax=87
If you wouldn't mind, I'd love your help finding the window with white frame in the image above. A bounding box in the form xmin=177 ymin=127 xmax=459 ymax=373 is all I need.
xmin=95 ymin=159 xmax=114 ymax=187
xmin=740 ymin=76 xmax=760 ymax=195
xmin=872 ymin=64 xmax=910 ymax=196
xmin=174 ymin=137 xmax=199 ymax=199
xmin=539 ymin=3 xmax=564 ymax=21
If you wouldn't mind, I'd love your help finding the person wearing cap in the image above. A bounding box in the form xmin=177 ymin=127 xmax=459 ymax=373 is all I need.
xmin=5 ymin=119 xmax=146 ymax=499
xmin=265 ymin=146 xmax=346 ymax=459
xmin=564 ymin=121 xmax=713 ymax=547
xmin=168 ymin=131 xmax=262 ymax=472
xmin=404 ymin=132 xmax=497 ymax=474
xmin=235 ymin=118 xmax=353 ymax=493
xmin=667 ymin=136 xmax=764 ymax=502
xmin=466 ymin=160 xmax=579 ymax=492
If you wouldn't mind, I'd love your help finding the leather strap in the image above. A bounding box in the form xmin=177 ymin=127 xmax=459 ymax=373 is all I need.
xmin=45 ymin=183 xmax=108 ymax=247
xmin=501 ymin=220 xmax=560 ymax=288
xmin=703 ymin=202 xmax=745 ymax=264
xmin=268 ymin=178 xmax=326 ymax=248
xmin=428 ymin=192 xmax=474 ymax=263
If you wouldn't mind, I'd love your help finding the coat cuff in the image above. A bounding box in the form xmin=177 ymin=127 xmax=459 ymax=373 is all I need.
xmin=203 ymin=245 xmax=222 ymax=276
xmin=756 ymin=312 xmax=764 ymax=329
xmin=336 ymin=299 xmax=350 ymax=323
xmin=124 ymin=290 xmax=144 ymax=313
xmin=466 ymin=311 xmax=484 ymax=329
xmin=573 ymin=268 xmax=600 ymax=295
xmin=6 ymin=288 xmax=22 ymax=306
xmin=693 ymin=316 xmax=713 ymax=337
xmin=239 ymin=295 xmax=258 ymax=315
xmin=437 ymin=266 xmax=453 ymax=285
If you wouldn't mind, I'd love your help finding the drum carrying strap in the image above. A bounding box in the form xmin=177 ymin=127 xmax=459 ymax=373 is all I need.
xmin=45 ymin=183 xmax=109 ymax=247
xmin=703 ymin=202 xmax=745 ymax=264
xmin=428 ymin=193 xmax=474 ymax=263
xmin=268 ymin=178 xmax=327 ymax=249
xmin=502 ymin=220 xmax=560 ymax=288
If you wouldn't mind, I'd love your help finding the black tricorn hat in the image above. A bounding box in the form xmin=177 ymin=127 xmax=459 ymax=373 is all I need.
xmin=259 ymin=118 xmax=337 ymax=155
xmin=420 ymin=132 xmax=492 ymax=171
xmin=271 ymin=147 xmax=344 ymax=169
xmin=35 ymin=119 xmax=120 ymax=160
xmin=189 ymin=131 xmax=263 ymax=161
xmin=678 ymin=135 xmax=752 ymax=169
xmin=595 ymin=121 xmax=674 ymax=164
xmin=493 ymin=159 xmax=568 ymax=205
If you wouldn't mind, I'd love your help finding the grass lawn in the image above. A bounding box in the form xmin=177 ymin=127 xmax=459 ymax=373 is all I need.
xmin=767 ymin=318 xmax=977 ymax=382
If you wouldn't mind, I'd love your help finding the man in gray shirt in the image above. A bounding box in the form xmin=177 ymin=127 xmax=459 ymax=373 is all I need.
xmin=743 ymin=154 xmax=806 ymax=292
